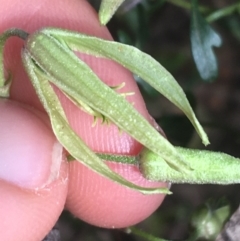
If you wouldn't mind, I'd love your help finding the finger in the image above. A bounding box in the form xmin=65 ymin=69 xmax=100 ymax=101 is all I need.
xmin=1 ymin=0 xmax=111 ymax=110
xmin=0 ymin=99 xmax=68 ymax=241
xmin=63 ymin=55 xmax=168 ymax=228
xmin=49 ymin=2 xmax=168 ymax=228
xmin=0 ymin=0 xmax=168 ymax=229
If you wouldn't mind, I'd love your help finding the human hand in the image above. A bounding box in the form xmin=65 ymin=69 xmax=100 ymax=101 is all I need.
xmin=0 ymin=0 xmax=167 ymax=240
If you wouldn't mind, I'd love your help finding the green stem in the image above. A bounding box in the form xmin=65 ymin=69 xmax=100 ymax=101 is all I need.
xmin=96 ymin=153 xmax=137 ymax=164
xmin=167 ymin=0 xmax=209 ymax=13
xmin=68 ymin=146 xmax=240 ymax=185
xmin=167 ymin=0 xmax=239 ymax=23
xmin=68 ymin=153 xmax=137 ymax=164
xmin=0 ymin=29 xmax=28 ymax=97
xmin=126 ymin=227 xmax=171 ymax=241
xmin=206 ymin=3 xmax=240 ymax=23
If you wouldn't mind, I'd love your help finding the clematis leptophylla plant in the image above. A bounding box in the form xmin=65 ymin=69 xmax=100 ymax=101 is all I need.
xmin=1 ymin=27 xmax=240 ymax=195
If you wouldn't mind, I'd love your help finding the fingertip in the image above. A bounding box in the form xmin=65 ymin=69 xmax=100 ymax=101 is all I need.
xmin=1 ymin=0 xmax=112 ymax=108
xmin=0 ymin=164 xmax=68 ymax=241
xmin=0 ymin=98 xmax=69 ymax=240
xmin=66 ymin=161 xmax=166 ymax=228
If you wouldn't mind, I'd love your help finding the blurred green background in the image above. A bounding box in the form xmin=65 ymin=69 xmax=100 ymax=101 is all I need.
xmin=51 ymin=1 xmax=240 ymax=240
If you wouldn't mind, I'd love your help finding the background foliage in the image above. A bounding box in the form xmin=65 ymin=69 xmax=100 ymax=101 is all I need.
xmin=50 ymin=1 xmax=240 ymax=240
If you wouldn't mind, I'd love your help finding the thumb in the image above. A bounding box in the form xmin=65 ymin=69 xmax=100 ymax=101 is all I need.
xmin=0 ymin=0 xmax=168 ymax=230
xmin=0 ymin=99 xmax=68 ymax=241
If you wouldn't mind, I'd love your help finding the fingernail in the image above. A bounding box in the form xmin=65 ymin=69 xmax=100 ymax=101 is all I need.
xmin=0 ymin=100 xmax=63 ymax=189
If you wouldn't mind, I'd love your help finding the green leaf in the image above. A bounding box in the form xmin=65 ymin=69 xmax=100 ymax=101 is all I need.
xmin=191 ymin=200 xmax=230 ymax=240
xmin=22 ymin=49 xmax=170 ymax=195
xmin=26 ymin=29 xmax=190 ymax=173
xmin=46 ymin=28 xmax=209 ymax=146
xmin=127 ymin=226 xmax=171 ymax=241
xmin=191 ymin=0 xmax=222 ymax=81
xmin=217 ymin=206 xmax=240 ymax=240
xmin=99 ymin=0 xmax=125 ymax=25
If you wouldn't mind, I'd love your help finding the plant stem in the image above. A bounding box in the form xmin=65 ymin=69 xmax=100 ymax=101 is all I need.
xmin=68 ymin=145 xmax=240 ymax=185
xmin=0 ymin=29 xmax=28 ymax=97
xmin=167 ymin=0 xmax=240 ymax=23
xmin=206 ymin=3 xmax=240 ymax=23
xmin=140 ymin=147 xmax=240 ymax=184
xmin=126 ymin=227 xmax=171 ymax=241
xmin=167 ymin=0 xmax=209 ymax=13
xmin=67 ymin=153 xmax=137 ymax=164
xmin=96 ymin=153 xmax=137 ymax=164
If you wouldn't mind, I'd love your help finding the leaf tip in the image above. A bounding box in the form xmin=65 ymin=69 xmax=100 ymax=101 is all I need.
xmin=200 ymin=130 xmax=210 ymax=146
xmin=203 ymin=138 xmax=210 ymax=146
xmin=98 ymin=14 xmax=109 ymax=26
xmin=98 ymin=0 xmax=125 ymax=25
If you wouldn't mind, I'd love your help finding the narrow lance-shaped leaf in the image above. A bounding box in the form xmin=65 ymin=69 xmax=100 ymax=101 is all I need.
xmin=191 ymin=0 xmax=222 ymax=81
xmin=127 ymin=226 xmax=171 ymax=241
xmin=140 ymin=147 xmax=240 ymax=184
xmin=45 ymin=28 xmax=209 ymax=146
xmin=99 ymin=0 xmax=125 ymax=25
xmin=22 ymin=49 xmax=170 ymax=195
xmin=25 ymin=30 xmax=190 ymax=173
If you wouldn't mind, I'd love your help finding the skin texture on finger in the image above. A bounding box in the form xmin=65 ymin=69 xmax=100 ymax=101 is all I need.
xmin=67 ymin=161 xmax=167 ymax=228
xmin=0 ymin=0 xmax=167 ymax=229
xmin=0 ymin=99 xmax=62 ymax=188
xmin=0 ymin=179 xmax=67 ymax=241
xmin=61 ymin=53 xmax=168 ymax=228
xmin=0 ymin=99 xmax=68 ymax=241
